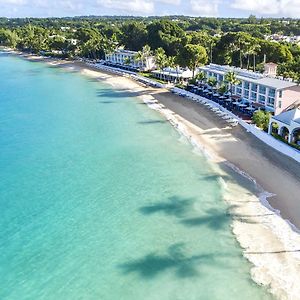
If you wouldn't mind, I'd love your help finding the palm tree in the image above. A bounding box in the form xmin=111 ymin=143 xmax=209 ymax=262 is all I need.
xmin=103 ymin=35 xmax=119 ymax=57
xmin=207 ymin=77 xmax=217 ymax=89
xmin=195 ymin=71 xmax=206 ymax=85
xmin=209 ymin=38 xmax=216 ymax=63
xmin=141 ymin=44 xmax=152 ymax=57
xmin=134 ymin=44 xmax=152 ymax=70
xmin=124 ymin=57 xmax=132 ymax=66
xmin=244 ymin=39 xmax=261 ymax=71
xmin=20 ymin=25 xmax=47 ymax=52
xmin=81 ymin=36 xmax=102 ymax=60
xmin=252 ymin=44 xmax=261 ymax=72
xmin=185 ymin=44 xmax=208 ymax=78
xmin=154 ymin=47 xmax=168 ymax=80
xmin=1 ymin=29 xmax=19 ymax=48
xmin=134 ymin=50 xmax=144 ymax=66
xmin=294 ymin=73 xmax=300 ymax=85
xmin=166 ymin=56 xmax=176 ymax=83
xmin=225 ymin=71 xmax=240 ymax=96
xmin=218 ymin=82 xmax=227 ymax=95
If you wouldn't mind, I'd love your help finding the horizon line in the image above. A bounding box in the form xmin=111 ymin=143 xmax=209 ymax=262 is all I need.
xmin=1 ymin=15 xmax=300 ymax=20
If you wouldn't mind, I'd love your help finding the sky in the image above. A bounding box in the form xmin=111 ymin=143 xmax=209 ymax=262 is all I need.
xmin=0 ymin=0 xmax=300 ymax=18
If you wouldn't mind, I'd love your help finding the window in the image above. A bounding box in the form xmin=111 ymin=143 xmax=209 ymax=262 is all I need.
xmin=244 ymin=82 xmax=250 ymax=89
xmin=269 ymin=89 xmax=275 ymax=97
xmin=279 ymin=90 xmax=283 ymax=98
xmin=219 ymin=75 xmax=224 ymax=81
xmin=279 ymin=101 xmax=282 ymax=108
xmin=244 ymin=90 xmax=250 ymax=98
xmin=259 ymin=94 xmax=265 ymax=104
xmin=267 ymin=97 xmax=275 ymax=107
xmin=259 ymin=86 xmax=266 ymax=94
xmin=251 ymin=92 xmax=257 ymax=101
xmin=236 ymin=87 xmax=242 ymax=95
xmin=251 ymin=84 xmax=258 ymax=92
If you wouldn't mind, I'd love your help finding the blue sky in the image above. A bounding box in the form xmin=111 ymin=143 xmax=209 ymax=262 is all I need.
xmin=0 ymin=0 xmax=300 ymax=18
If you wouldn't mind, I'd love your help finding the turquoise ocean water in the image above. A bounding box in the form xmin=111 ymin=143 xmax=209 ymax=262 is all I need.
xmin=0 ymin=53 xmax=272 ymax=299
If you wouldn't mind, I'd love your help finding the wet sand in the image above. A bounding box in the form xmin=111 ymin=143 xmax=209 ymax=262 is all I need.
xmin=152 ymin=91 xmax=300 ymax=229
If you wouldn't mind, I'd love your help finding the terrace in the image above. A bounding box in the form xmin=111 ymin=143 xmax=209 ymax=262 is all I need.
xmin=186 ymin=83 xmax=262 ymax=122
xmin=151 ymin=67 xmax=194 ymax=83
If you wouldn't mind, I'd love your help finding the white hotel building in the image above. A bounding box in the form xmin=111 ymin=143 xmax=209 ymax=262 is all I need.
xmin=105 ymin=49 xmax=156 ymax=72
xmin=199 ymin=63 xmax=300 ymax=115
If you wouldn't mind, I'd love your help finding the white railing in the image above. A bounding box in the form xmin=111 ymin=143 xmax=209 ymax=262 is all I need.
xmin=239 ymin=121 xmax=300 ymax=163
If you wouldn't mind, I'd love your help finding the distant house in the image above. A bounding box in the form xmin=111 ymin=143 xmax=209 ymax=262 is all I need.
xmin=263 ymin=62 xmax=278 ymax=77
xmin=268 ymin=101 xmax=300 ymax=144
xmin=60 ymin=26 xmax=71 ymax=31
xmin=265 ymin=33 xmax=300 ymax=44
xmin=68 ymin=39 xmax=78 ymax=46
xmin=105 ymin=48 xmax=156 ymax=72
xmin=199 ymin=63 xmax=300 ymax=115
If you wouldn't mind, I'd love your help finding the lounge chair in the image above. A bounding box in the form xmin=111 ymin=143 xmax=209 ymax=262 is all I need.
xmin=226 ymin=119 xmax=239 ymax=126
xmin=221 ymin=115 xmax=232 ymax=120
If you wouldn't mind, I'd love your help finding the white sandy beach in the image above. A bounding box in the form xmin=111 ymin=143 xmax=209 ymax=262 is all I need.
xmin=7 ymin=51 xmax=300 ymax=300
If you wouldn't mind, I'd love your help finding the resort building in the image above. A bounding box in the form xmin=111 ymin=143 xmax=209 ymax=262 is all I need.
xmin=265 ymin=34 xmax=300 ymax=45
xmin=199 ymin=63 xmax=300 ymax=115
xmin=105 ymin=48 xmax=156 ymax=72
xmin=151 ymin=67 xmax=194 ymax=83
xmin=268 ymin=101 xmax=300 ymax=145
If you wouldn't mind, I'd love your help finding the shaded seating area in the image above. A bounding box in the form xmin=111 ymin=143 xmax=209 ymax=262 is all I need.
xmin=151 ymin=67 xmax=193 ymax=83
xmin=186 ymin=83 xmax=260 ymax=122
xmin=171 ymin=87 xmax=239 ymax=127
xmin=103 ymin=61 xmax=139 ymax=72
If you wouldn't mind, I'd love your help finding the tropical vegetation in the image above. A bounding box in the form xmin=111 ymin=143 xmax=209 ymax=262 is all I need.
xmin=0 ymin=16 xmax=299 ymax=80
xmin=252 ymin=110 xmax=272 ymax=131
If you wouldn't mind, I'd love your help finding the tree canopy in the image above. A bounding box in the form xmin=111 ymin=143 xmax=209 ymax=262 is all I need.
xmin=0 ymin=16 xmax=299 ymax=80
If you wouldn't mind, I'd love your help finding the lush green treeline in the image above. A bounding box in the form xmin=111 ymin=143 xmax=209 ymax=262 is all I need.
xmin=1 ymin=15 xmax=300 ymax=36
xmin=0 ymin=16 xmax=299 ymax=81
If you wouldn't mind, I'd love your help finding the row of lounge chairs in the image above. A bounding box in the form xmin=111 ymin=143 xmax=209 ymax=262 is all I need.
xmin=86 ymin=62 xmax=238 ymax=127
xmin=171 ymin=88 xmax=239 ymax=127
xmin=130 ymin=74 xmax=162 ymax=88
xmin=87 ymin=63 xmax=162 ymax=88
xmin=87 ymin=62 xmax=128 ymax=76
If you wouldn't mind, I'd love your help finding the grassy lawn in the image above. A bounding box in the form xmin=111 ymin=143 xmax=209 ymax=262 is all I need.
xmin=175 ymin=84 xmax=186 ymax=89
xmin=138 ymin=72 xmax=167 ymax=84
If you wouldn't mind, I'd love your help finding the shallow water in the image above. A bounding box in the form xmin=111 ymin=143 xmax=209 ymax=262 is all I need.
xmin=0 ymin=53 xmax=273 ymax=299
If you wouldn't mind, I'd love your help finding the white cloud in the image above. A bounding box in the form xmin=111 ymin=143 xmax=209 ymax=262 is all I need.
xmin=0 ymin=0 xmax=27 ymax=4
xmin=98 ymin=0 xmax=154 ymax=14
xmin=231 ymin=0 xmax=300 ymax=17
xmin=189 ymin=0 xmax=220 ymax=16
xmin=0 ymin=0 xmax=181 ymax=15
xmin=0 ymin=0 xmax=299 ymax=17
xmin=280 ymin=0 xmax=300 ymax=17
xmin=96 ymin=0 xmax=181 ymax=14
xmin=231 ymin=0 xmax=280 ymax=14
xmin=157 ymin=0 xmax=181 ymax=4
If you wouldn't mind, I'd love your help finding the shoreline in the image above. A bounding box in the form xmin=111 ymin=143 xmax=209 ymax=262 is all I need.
xmin=142 ymin=96 xmax=300 ymax=299
xmin=4 ymin=50 xmax=300 ymax=299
